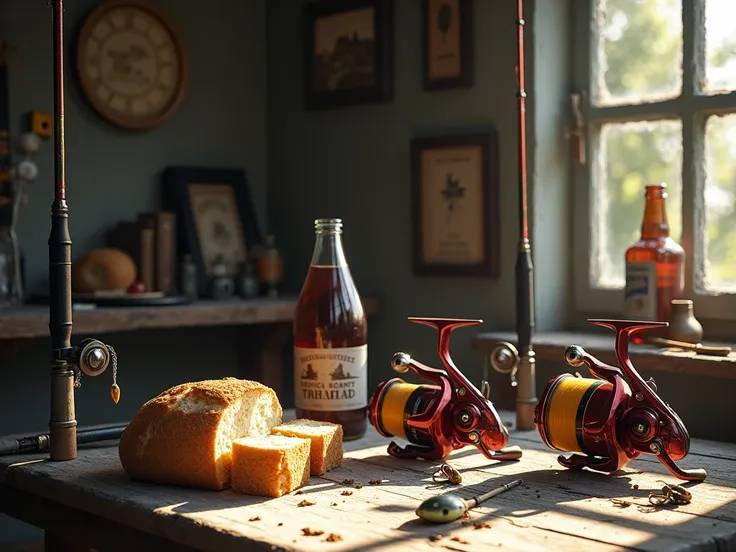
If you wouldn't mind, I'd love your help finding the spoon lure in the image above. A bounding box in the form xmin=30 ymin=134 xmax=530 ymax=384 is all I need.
xmin=416 ymin=479 xmax=523 ymax=524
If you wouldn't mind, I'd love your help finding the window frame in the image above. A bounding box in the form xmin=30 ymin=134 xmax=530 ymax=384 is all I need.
xmin=572 ymin=0 xmax=736 ymax=321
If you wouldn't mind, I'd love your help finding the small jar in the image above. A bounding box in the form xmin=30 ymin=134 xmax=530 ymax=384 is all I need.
xmin=237 ymin=261 xmax=260 ymax=298
xmin=210 ymin=255 xmax=234 ymax=300
xmin=667 ymin=299 xmax=703 ymax=344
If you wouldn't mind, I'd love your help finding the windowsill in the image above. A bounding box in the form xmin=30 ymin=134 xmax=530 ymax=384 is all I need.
xmin=472 ymin=330 xmax=736 ymax=380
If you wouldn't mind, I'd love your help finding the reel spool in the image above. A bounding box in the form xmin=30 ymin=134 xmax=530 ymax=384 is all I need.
xmin=534 ymin=319 xmax=707 ymax=482
xmin=537 ymin=374 xmax=616 ymax=458
xmin=370 ymin=378 xmax=439 ymax=450
xmin=368 ymin=317 xmax=522 ymax=462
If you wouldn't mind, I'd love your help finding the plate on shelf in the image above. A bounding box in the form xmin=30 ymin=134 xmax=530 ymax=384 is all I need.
xmin=72 ymin=292 xmax=191 ymax=307
xmin=27 ymin=292 xmax=191 ymax=307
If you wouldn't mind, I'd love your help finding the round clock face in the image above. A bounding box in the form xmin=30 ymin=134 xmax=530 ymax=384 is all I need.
xmin=76 ymin=0 xmax=188 ymax=130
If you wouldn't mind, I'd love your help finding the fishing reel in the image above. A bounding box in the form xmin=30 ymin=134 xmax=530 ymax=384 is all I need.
xmin=69 ymin=338 xmax=120 ymax=403
xmin=535 ymin=319 xmax=707 ymax=482
xmin=368 ymin=317 xmax=523 ymax=462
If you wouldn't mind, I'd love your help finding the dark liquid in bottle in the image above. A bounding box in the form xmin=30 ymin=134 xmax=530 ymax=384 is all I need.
xmin=294 ymin=264 xmax=367 ymax=440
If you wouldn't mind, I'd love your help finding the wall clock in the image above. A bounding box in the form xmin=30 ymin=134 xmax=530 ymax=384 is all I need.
xmin=75 ymin=0 xmax=188 ymax=130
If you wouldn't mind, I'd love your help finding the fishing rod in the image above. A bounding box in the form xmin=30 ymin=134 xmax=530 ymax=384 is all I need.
xmin=488 ymin=0 xmax=537 ymax=430
xmin=45 ymin=0 xmax=122 ymax=461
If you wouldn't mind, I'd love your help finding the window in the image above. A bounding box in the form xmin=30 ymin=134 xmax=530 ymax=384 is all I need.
xmin=573 ymin=0 xmax=736 ymax=320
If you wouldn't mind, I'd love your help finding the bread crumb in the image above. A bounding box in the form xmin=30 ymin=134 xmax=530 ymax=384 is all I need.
xmin=633 ymin=484 xmax=639 ymax=490
xmin=462 ymin=511 xmax=471 ymax=519
xmin=429 ymin=535 xmax=442 ymax=542
xmin=249 ymin=516 xmax=261 ymax=522
xmin=369 ymin=479 xmax=384 ymax=485
xmin=341 ymin=490 xmax=353 ymax=496
xmin=297 ymin=500 xmax=315 ymax=507
xmin=294 ymin=490 xmax=305 ymax=495
xmin=277 ymin=522 xmax=283 ymax=526
xmin=342 ymin=479 xmax=355 ymax=485
xmin=325 ymin=533 xmax=342 ymax=542
xmin=451 ymin=536 xmax=470 ymax=544
xmin=330 ymin=502 xmax=338 ymax=506
xmin=301 ymin=528 xmax=324 ymax=536
xmin=472 ymin=522 xmax=492 ymax=530
xmin=355 ymin=484 xmax=364 ymax=489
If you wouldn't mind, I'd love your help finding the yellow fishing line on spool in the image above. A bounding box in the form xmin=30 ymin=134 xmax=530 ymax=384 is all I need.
xmin=379 ymin=381 xmax=419 ymax=440
xmin=544 ymin=377 xmax=601 ymax=454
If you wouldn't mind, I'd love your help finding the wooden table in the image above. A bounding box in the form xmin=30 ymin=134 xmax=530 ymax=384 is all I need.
xmin=1 ymin=410 xmax=735 ymax=552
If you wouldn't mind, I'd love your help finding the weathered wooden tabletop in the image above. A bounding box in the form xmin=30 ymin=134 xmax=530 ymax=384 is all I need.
xmin=1 ymin=410 xmax=735 ymax=552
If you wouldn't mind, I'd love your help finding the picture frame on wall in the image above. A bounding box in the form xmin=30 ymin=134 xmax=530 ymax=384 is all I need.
xmin=161 ymin=167 xmax=262 ymax=296
xmin=411 ymin=131 xmax=499 ymax=277
xmin=303 ymin=0 xmax=394 ymax=109
xmin=422 ymin=0 xmax=474 ymax=90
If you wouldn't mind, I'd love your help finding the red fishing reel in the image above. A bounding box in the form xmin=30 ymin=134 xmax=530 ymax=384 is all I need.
xmin=368 ymin=317 xmax=522 ymax=462
xmin=535 ymin=319 xmax=707 ymax=482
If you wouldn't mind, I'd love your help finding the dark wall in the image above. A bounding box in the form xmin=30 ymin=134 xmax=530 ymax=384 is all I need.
xmin=0 ymin=0 xmax=267 ymax=544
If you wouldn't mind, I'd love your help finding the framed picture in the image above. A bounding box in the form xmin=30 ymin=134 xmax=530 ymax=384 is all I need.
xmin=422 ymin=0 xmax=474 ymax=90
xmin=161 ymin=167 xmax=262 ymax=296
xmin=303 ymin=0 xmax=394 ymax=109
xmin=411 ymin=131 xmax=499 ymax=277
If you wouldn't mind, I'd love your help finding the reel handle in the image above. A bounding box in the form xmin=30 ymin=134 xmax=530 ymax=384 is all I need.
xmin=489 ymin=341 xmax=520 ymax=387
xmin=651 ymin=439 xmax=708 ymax=482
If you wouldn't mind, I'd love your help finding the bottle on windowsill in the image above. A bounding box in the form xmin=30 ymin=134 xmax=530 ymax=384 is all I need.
xmin=623 ymin=183 xmax=685 ymax=343
xmin=293 ymin=218 xmax=368 ymax=441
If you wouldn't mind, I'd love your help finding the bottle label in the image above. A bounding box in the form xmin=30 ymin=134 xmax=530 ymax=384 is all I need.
xmin=624 ymin=261 xmax=657 ymax=320
xmin=294 ymin=345 xmax=368 ymax=412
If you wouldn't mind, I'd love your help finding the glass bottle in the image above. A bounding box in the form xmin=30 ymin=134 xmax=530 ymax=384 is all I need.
xmin=293 ymin=218 xmax=368 ymax=440
xmin=257 ymin=235 xmax=283 ymax=298
xmin=179 ymin=254 xmax=198 ymax=302
xmin=0 ymin=226 xmax=20 ymax=307
xmin=624 ymin=183 xmax=685 ymax=343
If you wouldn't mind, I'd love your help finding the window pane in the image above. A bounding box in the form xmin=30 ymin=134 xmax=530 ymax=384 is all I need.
xmin=704 ymin=0 xmax=736 ymax=93
xmin=594 ymin=0 xmax=683 ymax=106
xmin=703 ymin=114 xmax=736 ymax=292
xmin=592 ymin=120 xmax=683 ymax=288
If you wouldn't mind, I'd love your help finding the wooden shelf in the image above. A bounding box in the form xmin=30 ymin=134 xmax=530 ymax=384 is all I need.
xmin=0 ymin=296 xmax=380 ymax=340
xmin=473 ymin=330 xmax=736 ymax=380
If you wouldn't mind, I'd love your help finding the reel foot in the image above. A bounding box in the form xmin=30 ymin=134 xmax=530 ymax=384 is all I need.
xmin=490 ymin=445 xmax=523 ymax=461
xmin=558 ymin=453 xmax=619 ymax=473
xmin=387 ymin=441 xmax=439 ymax=460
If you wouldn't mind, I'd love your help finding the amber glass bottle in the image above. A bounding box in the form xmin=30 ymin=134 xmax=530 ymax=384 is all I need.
xmin=293 ymin=218 xmax=368 ymax=440
xmin=624 ymin=183 xmax=685 ymax=342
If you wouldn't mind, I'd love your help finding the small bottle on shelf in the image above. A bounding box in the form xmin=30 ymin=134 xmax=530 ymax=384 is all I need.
xmin=293 ymin=218 xmax=368 ymax=441
xmin=257 ymin=235 xmax=283 ymax=298
xmin=179 ymin=254 xmax=198 ymax=302
xmin=623 ymin=183 xmax=685 ymax=343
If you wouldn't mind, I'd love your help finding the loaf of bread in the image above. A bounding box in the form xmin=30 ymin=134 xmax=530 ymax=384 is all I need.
xmin=231 ymin=434 xmax=311 ymax=497
xmin=271 ymin=419 xmax=343 ymax=475
xmin=118 ymin=378 xmax=282 ymax=491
